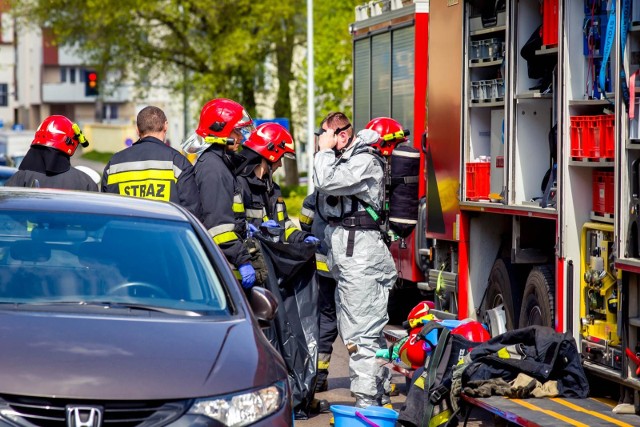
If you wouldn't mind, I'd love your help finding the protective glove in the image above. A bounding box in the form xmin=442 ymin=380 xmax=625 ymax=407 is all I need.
xmin=238 ymin=262 xmax=256 ymax=289
xmin=262 ymin=219 xmax=280 ymax=228
xmin=304 ymin=235 xmax=320 ymax=245
xmin=247 ymin=223 xmax=258 ymax=237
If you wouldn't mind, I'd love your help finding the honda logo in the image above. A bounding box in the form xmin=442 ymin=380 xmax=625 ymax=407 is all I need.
xmin=66 ymin=405 xmax=103 ymax=427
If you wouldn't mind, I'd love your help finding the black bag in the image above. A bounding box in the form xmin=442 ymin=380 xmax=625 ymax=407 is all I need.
xmin=398 ymin=322 xmax=483 ymax=427
xmin=520 ymin=26 xmax=555 ymax=91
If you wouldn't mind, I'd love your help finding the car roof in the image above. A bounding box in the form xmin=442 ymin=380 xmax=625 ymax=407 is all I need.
xmin=0 ymin=188 xmax=190 ymax=222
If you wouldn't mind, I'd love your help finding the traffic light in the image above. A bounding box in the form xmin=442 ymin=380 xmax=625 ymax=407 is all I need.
xmin=85 ymin=70 xmax=99 ymax=96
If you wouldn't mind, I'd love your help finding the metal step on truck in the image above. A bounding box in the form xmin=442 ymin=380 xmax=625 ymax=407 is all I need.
xmin=352 ymin=0 xmax=640 ymax=425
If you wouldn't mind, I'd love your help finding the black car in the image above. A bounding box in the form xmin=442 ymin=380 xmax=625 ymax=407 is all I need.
xmin=0 ymin=188 xmax=291 ymax=426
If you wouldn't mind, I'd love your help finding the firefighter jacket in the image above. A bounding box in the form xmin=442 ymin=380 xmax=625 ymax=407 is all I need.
xmin=237 ymin=172 xmax=308 ymax=244
xmin=101 ymin=136 xmax=202 ymax=218
xmin=301 ymin=191 xmax=331 ymax=276
xmin=462 ymin=325 xmax=589 ymax=398
xmin=7 ymin=167 xmax=97 ymax=191
xmin=195 ymin=146 xmax=251 ymax=268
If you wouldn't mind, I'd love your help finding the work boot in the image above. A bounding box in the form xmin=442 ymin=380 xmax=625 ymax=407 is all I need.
xmin=355 ymin=395 xmax=378 ymax=409
xmin=309 ymin=398 xmax=330 ymax=413
xmin=316 ymin=353 xmax=331 ymax=392
xmin=379 ymin=393 xmax=393 ymax=409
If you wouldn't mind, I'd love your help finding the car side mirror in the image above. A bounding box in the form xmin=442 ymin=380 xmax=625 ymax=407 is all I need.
xmin=249 ymin=286 xmax=278 ymax=327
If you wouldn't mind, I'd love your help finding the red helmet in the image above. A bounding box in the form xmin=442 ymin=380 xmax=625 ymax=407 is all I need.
xmin=31 ymin=115 xmax=89 ymax=156
xmin=244 ymin=123 xmax=295 ymax=162
xmin=365 ymin=117 xmax=410 ymax=156
xmin=399 ymin=326 xmax=430 ymax=369
xmin=196 ymin=98 xmax=254 ymax=142
xmin=406 ymin=300 xmax=436 ymax=329
xmin=451 ymin=321 xmax=491 ymax=343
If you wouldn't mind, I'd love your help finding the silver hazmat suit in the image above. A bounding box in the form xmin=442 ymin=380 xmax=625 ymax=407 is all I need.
xmin=313 ymin=129 xmax=398 ymax=403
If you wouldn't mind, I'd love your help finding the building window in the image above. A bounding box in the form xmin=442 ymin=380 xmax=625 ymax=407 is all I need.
xmin=69 ymin=68 xmax=76 ymax=84
xmin=103 ymin=104 xmax=119 ymax=120
xmin=0 ymin=84 xmax=8 ymax=107
xmin=60 ymin=67 xmax=66 ymax=83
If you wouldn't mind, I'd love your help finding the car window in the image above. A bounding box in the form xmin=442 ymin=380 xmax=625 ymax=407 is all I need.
xmin=0 ymin=211 xmax=228 ymax=315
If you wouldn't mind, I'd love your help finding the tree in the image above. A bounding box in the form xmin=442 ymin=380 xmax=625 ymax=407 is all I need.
xmin=11 ymin=0 xmax=358 ymax=184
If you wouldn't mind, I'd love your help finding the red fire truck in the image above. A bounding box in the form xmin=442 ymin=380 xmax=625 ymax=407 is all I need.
xmin=352 ymin=0 xmax=640 ymax=403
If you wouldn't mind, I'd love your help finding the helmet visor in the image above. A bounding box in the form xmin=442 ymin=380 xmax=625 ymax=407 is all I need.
xmin=283 ymin=152 xmax=296 ymax=160
xmin=236 ymin=123 xmax=255 ymax=143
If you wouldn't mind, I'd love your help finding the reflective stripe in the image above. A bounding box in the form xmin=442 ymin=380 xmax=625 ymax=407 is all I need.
xmin=208 ymin=223 xmax=238 ymax=244
xmin=300 ymin=214 xmax=313 ymax=225
xmin=232 ymin=194 xmax=245 ymax=213
xmin=246 ymin=208 xmax=264 ymax=219
xmin=107 ymin=169 xmax=177 ymax=185
xmin=213 ymin=231 xmax=238 ymax=245
xmin=316 ymin=260 xmax=329 ymax=272
xmin=263 ymin=216 xmax=269 ymax=222
xmin=318 ymin=360 xmax=330 ymax=370
xmin=300 ymin=207 xmax=315 ymax=219
xmin=232 ymin=269 xmax=242 ymax=280
xmin=284 ymin=227 xmax=296 ymax=240
xmin=389 ymin=217 xmax=418 ymax=225
xmin=392 ymin=150 xmax=421 ymax=158
xmin=277 ymin=211 xmax=285 ymax=221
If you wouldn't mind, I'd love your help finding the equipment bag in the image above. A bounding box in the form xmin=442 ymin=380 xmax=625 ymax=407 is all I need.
xmin=398 ymin=322 xmax=483 ymax=427
xmin=389 ymin=142 xmax=421 ymax=238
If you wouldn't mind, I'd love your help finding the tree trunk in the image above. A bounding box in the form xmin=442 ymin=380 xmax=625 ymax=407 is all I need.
xmin=274 ymin=21 xmax=298 ymax=187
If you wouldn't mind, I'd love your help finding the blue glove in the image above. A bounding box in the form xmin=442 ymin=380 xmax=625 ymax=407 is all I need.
xmin=304 ymin=235 xmax=320 ymax=244
xmin=262 ymin=219 xmax=280 ymax=228
xmin=247 ymin=223 xmax=258 ymax=237
xmin=238 ymin=263 xmax=256 ymax=289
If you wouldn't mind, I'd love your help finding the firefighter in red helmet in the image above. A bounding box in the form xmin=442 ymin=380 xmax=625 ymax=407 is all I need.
xmin=6 ymin=115 xmax=97 ymax=191
xmin=236 ymin=122 xmax=312 ymax=244
xmin=185 ymin=99 xmax=257 ymax=289
xmin=365 ymin=117 xmax=410 ymax=156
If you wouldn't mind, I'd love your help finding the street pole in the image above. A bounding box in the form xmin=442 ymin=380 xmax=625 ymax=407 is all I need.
xmin=306 ymin=0 xmax=315 ymax=195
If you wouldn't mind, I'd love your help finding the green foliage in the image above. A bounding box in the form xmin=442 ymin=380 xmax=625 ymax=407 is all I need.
xmin=281 ymin=184 xmax=308 ymax=218
xmin=81 ymin=151 xmax=114 ymax=164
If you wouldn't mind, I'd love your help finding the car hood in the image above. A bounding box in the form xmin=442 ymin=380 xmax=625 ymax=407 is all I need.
xmin=0 ymin=311 xmax=285 ymax=400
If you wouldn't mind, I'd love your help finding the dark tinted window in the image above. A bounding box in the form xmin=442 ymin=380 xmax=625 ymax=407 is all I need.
xmin=0 ymin=212 xmax=227 ymax=315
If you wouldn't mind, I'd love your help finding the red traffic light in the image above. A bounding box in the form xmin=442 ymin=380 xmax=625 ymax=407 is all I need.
xmin=84 ymin=70 xmax=99 ymax=96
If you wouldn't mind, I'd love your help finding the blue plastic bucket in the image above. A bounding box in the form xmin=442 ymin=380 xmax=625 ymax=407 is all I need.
xmin=330 ymin=405 xmax=399 ymax=427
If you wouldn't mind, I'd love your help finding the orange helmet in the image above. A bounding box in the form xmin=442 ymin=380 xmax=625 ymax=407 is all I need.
xmin=365 ymin=117 xmax=410 ymax=156
xmin=31 ymin=115 xmax=89 ymax=156
xmin=244 ymin=123 xmax=295 ymax=163
xmin=196 ymin=98 xmax=254 ymax=142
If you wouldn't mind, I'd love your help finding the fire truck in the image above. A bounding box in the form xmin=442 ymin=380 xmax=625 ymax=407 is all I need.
xmin=352 ymin=0 xmax=640 ymax=400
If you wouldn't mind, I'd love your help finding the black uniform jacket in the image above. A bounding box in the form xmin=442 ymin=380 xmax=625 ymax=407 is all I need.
xmin=101 ymin=136 xmax=202 ymax=219
xmin=6 ymin=145 xmax=97 ymax=191
xmin=195 ymin=146 xmax=250 ymax=268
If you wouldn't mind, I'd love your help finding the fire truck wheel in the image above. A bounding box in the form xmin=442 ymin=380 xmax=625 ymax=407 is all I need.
xmin=484 ymin=258 xmax=517 ymax=331
xmin=518 ymin=265 xmax=555 ymax=329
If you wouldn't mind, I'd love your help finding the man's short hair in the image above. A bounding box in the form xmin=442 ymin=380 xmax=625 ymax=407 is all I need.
xmin=137 ymin=106 xmax=167 ymax=135
xmin=321 ymin=112 xmax=353 ymax=137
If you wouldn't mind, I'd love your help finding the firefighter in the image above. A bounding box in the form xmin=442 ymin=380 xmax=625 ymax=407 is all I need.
xmin=187 ymin=98 xmax=257 ymax=289
xmin=313 ymin=112 xmax=398 ymax=408
xmin=101 ymin=106 xmax=202 ymax=219
xmin=236 ymin=122 xmax=316 ymax=244
xmin=6 ymin=115 xmax=97 ymax=191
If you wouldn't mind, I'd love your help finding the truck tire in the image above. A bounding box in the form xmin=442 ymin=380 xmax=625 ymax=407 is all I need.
xmin=484 ymin=259 xmax=517 ymax=331
xmin=518 ymin=265 xmax=554 ymax=328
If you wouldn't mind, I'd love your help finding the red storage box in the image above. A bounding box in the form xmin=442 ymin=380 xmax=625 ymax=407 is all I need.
xmin=598 ymin=115 xmax=614 ymax=159
xmin=592 ymin=170 xmax=614 ymax=215
xmin=570 ymin=116 xmax=591 ymax=159
xmin=585 ymin=116 xmax=600 ymax=158
xmin=542 ymin=0 xmax=558 ymax=46
xmin=466 ymin=162 xmax=490 ymax=200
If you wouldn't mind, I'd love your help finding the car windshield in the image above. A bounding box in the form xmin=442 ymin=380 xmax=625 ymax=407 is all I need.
xmin=0 ymin=211 xmax=228 ymax=315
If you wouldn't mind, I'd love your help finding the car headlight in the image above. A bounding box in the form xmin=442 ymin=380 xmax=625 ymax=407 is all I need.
xmin=188 ymin=381 xmax=286 ymax=426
